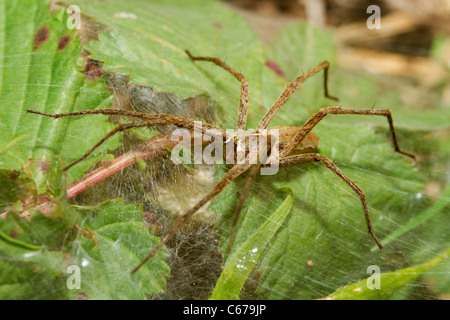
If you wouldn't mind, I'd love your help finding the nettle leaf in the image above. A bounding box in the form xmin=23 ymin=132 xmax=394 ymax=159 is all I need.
xmin=0 ymin=0 xmax=169 ymax=300
xmin=71 ymin=199 xmax=169 ymax=300
xmin=72 ymin=0 xmax=267 ymax=129
xmin=0 ymin=0 xmax=120 ymax=186
xmin=375 ymin=183 xmax=450 ymax=250
xmin=65 ymin=0 xmax=433 ymax=300
xmin=0 ymin=210 xmax=73 ymax=299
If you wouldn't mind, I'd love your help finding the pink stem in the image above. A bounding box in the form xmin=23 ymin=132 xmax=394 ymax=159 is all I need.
xmin=66 ymin=132 xmax=178 ymax=199
xmin=2 ymin=131 xmax=197 ymax=217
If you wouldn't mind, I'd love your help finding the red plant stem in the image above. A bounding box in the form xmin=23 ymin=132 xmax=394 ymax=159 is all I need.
xmin=66 ymin=131 xmax=202 ymax=200
xmin=66 ymin=132 xmax=175 ymax=199
xmin=1 ymin=131 xmax=201 ymax=218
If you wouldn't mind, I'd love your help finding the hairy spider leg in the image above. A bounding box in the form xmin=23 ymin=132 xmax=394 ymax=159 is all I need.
xmin=132 ymin=163 xmax=252 ymax=274
xmin=258 ymin=61 xmax=338 ymax=130
xmin=273 ymin=153 xmax=384 ymax=250
xmin=62 ymin=122 xmax=168 ymax=171
xmin=262 ymin=107 xmax=414 ymax=250
xmin=186 ymin=50 xmax=249 ymax=132
xmin=184 ymin=56 xmax=338 ymax=253
xmin=26 ymin=109 xmax=226 ymax=170
xmin=227 ymin=163 xmax=261 ymax=253
xmin=279 ymin=107 xmax=416 ymax=159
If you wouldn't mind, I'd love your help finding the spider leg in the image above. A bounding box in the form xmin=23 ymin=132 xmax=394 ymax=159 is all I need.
xmin=26 ymin=109 xmax=224 ymax=135
xmin=279 ymin=107 xmax=415 ymax=159
xmin=27 ymin=108 xmax=158 ymax=120
xmin=227 ymin=163 xmax=260 ymax=253
xmin=132 ymin=163 xmax=252 ymax=274
xmin=258 ymin=61 xmax=338 ymax=130
xmin=185 ymin=50 xmax=249 ymax=131
xmin=27 ymin=108 xmax=228 ymax=171
xmin=62 ymin=121 xmax=161 ymax=171
xmin=273 ymin=153 xmax=383 ymax=250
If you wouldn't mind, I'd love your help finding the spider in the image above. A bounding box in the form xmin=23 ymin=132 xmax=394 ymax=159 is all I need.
xmin=27 ymin=50 xmax=415 ymax=274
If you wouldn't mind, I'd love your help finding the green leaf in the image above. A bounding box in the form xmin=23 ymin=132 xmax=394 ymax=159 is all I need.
xmin=323 ymin=247 xmax=450 ymax=300
xmin=0 ymin=169 xmax=24 ymax=212
xmin=373 ymin=183 xmax=450 ymax=250
xmin=0 ymin=211 xmax=72 ymax=299
xmin=0 ymin=212 xmax=72 ymax=251
xmin=72 ymin=0 xmax=266 ymax=128
xmin=0 ymin=248 xmax=68 ymax=300
xmin=264 ymin=22 xmax=337 ymax=112
xmin=0 ymin=229 xmax=43 ymax=251
xmin=70 ymin=199 xmax=169 ymax=299
xmin=0 ymin=0 xmax=155 ymax=300
xmin=211 ymin=188 xmax=293 ymax=300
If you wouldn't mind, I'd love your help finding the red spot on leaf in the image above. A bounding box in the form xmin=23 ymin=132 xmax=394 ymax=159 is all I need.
xmin=213 ymin=22 xmax=223 ymax=29
xmin=33 ymin=26 xmax=49 ymax=50
xmin=58 ymin=34 xmax=71 ymax=51
xmin=265 ymin=60 xmax=286 ymax=78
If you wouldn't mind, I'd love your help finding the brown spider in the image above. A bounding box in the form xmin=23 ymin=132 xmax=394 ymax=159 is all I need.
xmin=27 ymin=50 xmax=415 ymax=274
